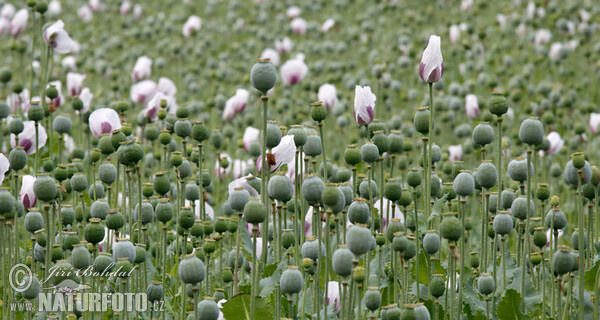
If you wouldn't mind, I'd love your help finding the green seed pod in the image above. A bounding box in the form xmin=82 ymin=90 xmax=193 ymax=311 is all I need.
xmin=388 ymin=132 xmax=403 ymax=154
xmin=407 ymin=168 xmax=422 ymax=188
xmin=348 ymin=199 xmax=370 ymax=224
xmin=174 ymin=119 xmax=192 ymax=138
xmin=383 ymin=305 xmax=401 ymax=320
xmin=440 ymin=213 xmax=462 ymax=242
xmin=302 ymin=175 xmax=325 ymax=205
xmin=114 ymin=258 xmax=133 ymax=278
xmin=228 ymin=188 xmax=250 ymax=212
xmin=71 ymin=244 xmax=92 ymax=269
xmin=400 ymin=304 xmax=416 ymax=320
xmin=477 ymin=161 xmax=497 ymax=189
xmin=519 ymin=118 xmax=544 ymax=146
xmin=192 ymin=121 xmax=209 ymax=142
xmin=24 ymin=209 xmax=44 ymax=233
xmin=178 ymin=254 xmax=206 ymax=284
xmin=423 ymin=231 xmax=440 ymax=255
xmin=361 ymin=142 xmax=379 ymax=164
xmin=304 ymin=134 xmax=322 ymax=157
xmin=8 ymin=116 xmax=24 ymax=134
xmin=85 ymin=218 xmax=105 ymax=245
xmin=571 ymin=153 xmax=585 ymax=169
xmin=250 ymin=59 xmax=278 ymax=95
xmin=134 ymin=244 xmax=147 ymax=264
xmin=117 ymin=139 xmax=144 ymax=167
xmin=9 ymin=147 xmax=28 ymax=171
xmin=386 ymin=219 xmax=406 ymax=242
xmin=472 ymin=122 xmax=494 ymax=146
xmin=179 ymin=160 xmax=192 ymax=179
xmin=344 ymin=145 xmax=362 ymax=166
xmin=332 ymin=246 xmax=354 ymax=277
xmin=302 ymin=237 xmax=325 ymax=260
xmin=536 ymin=183 xmax=550 ymax=201
xmin=583 ymin=182 xmax=596 ymax=200
xmin=106 ymin=209 xmax=125 ymax=230
xmin=488 ymin=93 xmax=508 ymax=116
xmin=243 ymin=199 xmax=266 ymax=224
xmin=185 ymin=182 xmax=199 ymax=202
xmin=113 ymin=239 xmax=136 ymax=263
xmin=430 ymin=274 xmax=445 ymax=298
xmin=500 ymin=189 xmax=515 ymax=210
xmin=392 ymin=234 xmax=408 ymax=252
xmin=0 ymin=189 xmax=15 ymax=215
xmin=60 ymin=206 xmax=75 ymax=225
xmin=158 ymin=130 xmax=171 ymax=145
xmin=282 ymin=229 xmax=295 ymax=249
xmin=413 ymin=107 xmax=430 ymax=135
xmin=265 ymin=122 xmax=282 ymax=149
xmin=571 ymin=229 xmax=588 ymax=250
xmin=203 ymin=239 xmax=216 ymax=254
xmin=146 ymin=281 xmax=164 ymax=303
xmin=280 ymin=266 xmax=303 ymax=294
xmin=336 ymin=168 xmax=352 ymax=183
xmin=20 ymin=275 xmax=40 ymax=300
xmin=178 ymin=207 xmax=195 ymax=229
xmin=511 ymin=196 xmax=534 ymax=220
xmin=93 ymin=252 xmax=114 ymax=274
xmin=88 ymin=182 xmax=104 ymax=200
xmin=33 ymin=174 xmax=57 ymax=201
xmin=170 ymin=152 xmax=183 ymax=167
xmin=27 ymin=103 xmax=45 ymax=121
xmin=134 ymin=201 xmax=154 ymax=225
xmin=364 ymin=287 xmax=382 ymax=311
xmin=268 ymin=174 xmax=293 ymax=201
xmin=384 ymin=179 xmax=402 ymax=202
xmin=51 ymin=260 xmax=75 ymax=285
xmin=70 ymin=173 xmax=88 ymax=192
xmin=311 ymin=103 xmax=327 ymax=122
xmin=532 ymin=227 xmax=547 ymax=248
xmin=507 ymin=158 xmax=532 ymax=183
xmin=98 ymin=162 xmax=117 ymax=185
xmin=372 ymin=131 xmax=389 ymax=155
xmin=493 ymin=211 xmax=514 ymax=235
xmin=470 ymin=251 xmax=480 ymax=269
xmin=153 ymin=171 xmax=171 ymax=196
xmin=222 ymin=268 xmax=234 ymax=283
xmin=53 ymin=114 xmax=72 ymax=134
xmin=287 ymin=126 xmax=307 ymax=146
xmin=353 ymin=266 xmax=366 ymax=283
xmin=563 ymin=159 xmax=592 ymax=186
xmin=196 ymin=298 xmax=219 ymax=320
xmin=453 ymin=171 xmax=474 ymax=196
xmin=477 ymin=274 xmax=495 ymax=295
xmin=155 ymin=199 xmax=173 ymax=223
xmin=51 ymin=244 xmax=64 ymax=261
xmin=552 ymin=246 xmax=573 ymax=276
xmin=347 ymin=224 xmax=372 ymax=256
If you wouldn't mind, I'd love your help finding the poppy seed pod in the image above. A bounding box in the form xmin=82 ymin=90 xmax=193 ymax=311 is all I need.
xmin=321 ymin=184 xmax=340 ymax=208
xmin=364 ymin=287 xmax=382 ymax=311
xmin=388 ymin=132 xmax=403 ymax=154
xmin=60 ymin=206 xmax=75 ymax=225
xmin=228 ymin=187 xmax=250 ymax=212
xmin=192 ymin=121 xmax=209 ymax=143
xmin=24 ymin=209 xmax=44 ymax=233
xmin=384 ymin=179 xmax=402 ymax=202
xmin=361 ymin=142 xmax=379 ymax=164
xmin=156 ymin=199 xmax=173 ymax=223
xmin=332 ymin=246 xmax=354 ymax=277
xmin=117 ymin=140 xmax=143 ymax=167
xmin=372 ymin=132 xmax=389 ymax=155
xmin=8 ymin=117 xmax=24 ymax=134
xmin=250 ymin=59 xmax=278 ymax=95
xmin=440 ymin=213 xmax=462 ymax=242
xmin=134 ymin=201 xmax=154 ymax=225
xmin=488 ymin=93 xmax=509 ymax=116
xmin=344 ymin=145 xmax=362 ymax=166
xmin=311 ymin=102 xmax=327 ymax=122
xmin=53 ymin=114 xmax=72 ymax=134
xmin=304 ymin=134 xmax=322 ymax=157
xmin=477 ymin=274 xmax=495 ymax=295
xmin=84 ymin=218 xmax=105 ymax=245
xmin=113 ymin=239 xmax=136 ymax=263
xmin=27 ymin=103 xmax=44 ymax=121
xmin=348 ymin=199 xmax=370 ymax=224
xmin=346 ymin=224 xmax=373 ymax=256
xmin=70 ymin=173 xmax=88 ymax=192
xmin=500 ymin=189 xmax=515 ymax=210
xmin=266 ymin=122 xmax=282 ymax=149
xmin=98 ymin=163 xmax=117 ymax=185
xmin=552 ymin=247 xmax=574 ymax=276
xmin=0 ymin=189 xmax=15 ymax=215
xmin=178 ymin=254 xmax=206 ymax=284
xmin=9 ymin=147 xmax=27 ymax=171
xmin=519 ymin=118 xmax=544 ymax=146
xmin=383 ymin=305 xmax=401 ymax=320
xmin=33 ymin=174 xmax=57 ymax=201
xmin=20 ymin=275 xmax=40 ymax=300
xmin=533 ymin=228 xmax=547 ymax=248
xmin=359 ymin=179 xmax=378 ymax=199
xmin=178 ymin=207 xmax=195 ymax=229
xmin=423 ymin=231 xmax=441 ymax=255
xmin=268 ymin=174 xmax=293 ymax=201
xmin=407 ymin=168 xmax=422 ymax=188
xmin=146 ymin=281 xmax=164 ymax=303
xmin=282 ymin=229 xmax=295 ymax=249
xmin=243 ymin=199 xmax=266 ymax=224
xmin=71 ymin=244 xmax=92 ymax=269
xmin=153 ymin=172 xmax=171 ymax=196
xmin=288 ymin=126 xmax=307 ymax=146
xmin=88 ymin=182 xmax=104 ymax=200
xmin=477 ymin=161 xmax=497 ymax=189
xmin=386 ymin=219 xmax=406 ymax=242
xmin=511 ymin=196 xmax=534 ymax=220
xmin=507 ymin=158 xmax=533 ymax=183
xmin=197 ymin=298 xmax=219 ymax=320
xmin=563 ymin=159 xmax=592 ymax=186
xmin=453 ymin=171 xmax=475 ymax=196
xmin=392 ymin=234 xmax=408 ymax=252
xmin=571 ymin=229 xmax=588 ymax=251
xmin=106 ymin=209 xmax=125 ymax=230
xmin=302 ymin=175 xmax=325 ymax=205
xmin=472 ymin=122 xmax=494 ymax=146
xmin=280 ymin=266 xmax=303 ymax=294
xmin=413 ymin=107 xmax=430 ymax=135
xmin=493 ymin=211 xmax=514 ymax=235
xmin=302 ymin=238 xmax=325 ymax=260
xmin=429 ymin=275 xmax=445 ymax=298
xmin=536 ymin=183 xmax=550 ymax=201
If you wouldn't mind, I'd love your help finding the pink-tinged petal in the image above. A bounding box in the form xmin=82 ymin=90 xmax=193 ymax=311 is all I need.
xmin=0 ymin=154 xmax=9 ymax=184
xmin=67 ymin=72 xmax=86 ymax=97
xmin=290 ymin=17 xmax=306 ymax=35
xmin=10 ymin=121 xmax=47 ymax=155
xmin=353 ymin=86 xmax=376 ymax=126
xmin=243 ymin=127 xmax=260 ymax=151
xmin=157 ymin=77 xmax=177 ymax=96
xmin=318 ymin=84 xmax=337 ymax=110
xmin=261 ymin=48 xmax=280 ymax=67
xmin=590 ymin=113 xmax=600 ymax=134
xmin=465 ymin=94 xmax=479 ymax=119
xmin=325 ymin=281 xmax=340 ymax=311
xmin=546 ymin=132 xmax=564 ymax=155
xmin=89 ymin=108 xmax=121 ymax=138
xmin=182 ymin=15 xmax=201 ymax=37
xmin=275 ymin=37 xmax=293 ymax=54
xmin=9 ymin=8 xmax=27 ymax=36
xmin=281 ymin=58 xmax=308 ymax=85
xmin=131 ymin=56 xmax=152 ymax=81
xmin=130 ymin=80 xmax=157 ymax=104
xmin=20 ymin=175 xmax=36 ymax=209
xmin=79 ymin=88 xmax=93 ymax=113
xmin=448 ymin=145 xmax=463 ymax=162
xmin=419 ymin=35 xmax=444 ymax=83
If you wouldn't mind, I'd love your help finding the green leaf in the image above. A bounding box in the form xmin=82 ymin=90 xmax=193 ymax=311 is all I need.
xmin=411 ymin=250 xmax=446 ymax=286
xmin=497 ymin=289 xmax=529 ymax=320
xmin=508 ymin=268 xmax=540 ymax=312
xmin=221 ymin=293 xmax=273 ymax=320
xmin=584 ymin=260 xmax=599 ymax=292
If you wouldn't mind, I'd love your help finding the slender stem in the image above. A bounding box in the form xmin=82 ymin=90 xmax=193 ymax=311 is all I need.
xmin=318 ymin=123 xmax=327 ymax=181
xmin=577 ymin=171 xmax=584 ymax=320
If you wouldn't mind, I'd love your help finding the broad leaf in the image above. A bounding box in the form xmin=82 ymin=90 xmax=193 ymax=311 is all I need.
xmin=221 ymin=293 xmax=273 ymax=320
xmin=497 ymin=289 xmax=529 ymax=320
